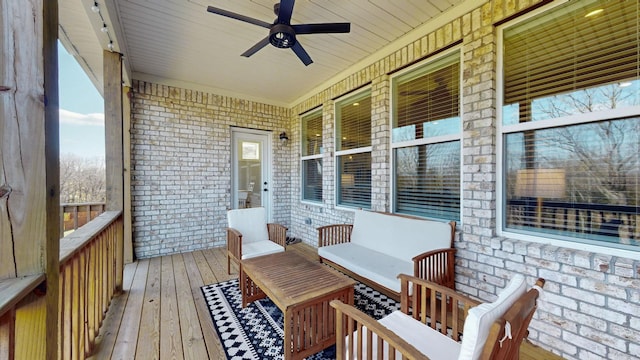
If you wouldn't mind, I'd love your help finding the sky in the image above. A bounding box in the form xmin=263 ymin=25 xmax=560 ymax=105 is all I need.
xmin=58 ymin=43 xmax=105 ymax=159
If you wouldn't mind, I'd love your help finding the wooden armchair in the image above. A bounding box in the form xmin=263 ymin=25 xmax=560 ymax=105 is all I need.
xmin=331 ymin=273 xmax=545 ymax=360
xmin=226 ymin=207 xmax=287 ymax=274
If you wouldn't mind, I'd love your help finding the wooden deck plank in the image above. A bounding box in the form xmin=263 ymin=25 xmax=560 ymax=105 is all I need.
xmin=160 ymin=256 xmax=184 ymax=359
xmin=172 ymin=253 xmax=208 ymax=359
xmin=110 ymin=259 xmax=150 ymax=360
xmin=204 ymin=248 xmax=236 ymax=283
xmin=191 ymin=250 xmax=217 ymax=287
xmin=182 ymin=251 xmax=226 ymax=360
xmin=134 ymin=257 xmax=161 ymax=359
xmin=88 ymin=261 xmax=137 ymax=359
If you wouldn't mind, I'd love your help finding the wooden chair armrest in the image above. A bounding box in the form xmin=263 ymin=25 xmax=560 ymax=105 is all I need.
xmin=227 ymin=227 xmax=242 ymax=259
xmin=398 ymin=273 xmax=480 ymax=341
xmin=267 ymin=223 xmax=287 ymax=247
xmin=330 ymin=300 xmax=427 ymax=360
xmin=317 ymin=224 xmax=353 ymax=247
xmin=412 ymin=248 xmax=457 ymax=290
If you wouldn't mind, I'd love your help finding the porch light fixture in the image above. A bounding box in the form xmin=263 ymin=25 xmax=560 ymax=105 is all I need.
xmin=279 ymin=131 xmax=289 ymax=145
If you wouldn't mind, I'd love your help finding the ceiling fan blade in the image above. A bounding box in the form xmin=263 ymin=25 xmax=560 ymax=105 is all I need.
xmin=292 ymin=23 xmax=351 ymax=34
xmin=291 ymin=42 xmax=313 ymax=66
xmin=206 ymin=6 xmax=272 ymax=28
xmin=277 ymin=0 xmax=295 ymax=24
xmin=241 ymin=37 xmax=271 ymax=57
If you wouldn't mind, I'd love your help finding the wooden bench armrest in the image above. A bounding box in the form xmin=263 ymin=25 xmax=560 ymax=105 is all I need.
xmin=398 ymin=273 xmax=480 ymax=341
xmin=330 ymin=300 xmax=426 ymax=360
xmin=227 ymin=227 xmax=242 ymax=260
xmin=317 ymin=224 xmax=353 ymax=247
xmin=412 ymin=248 xmax=457 ymax=290
xmin=267 ymin=223 xmax=287 ymax=247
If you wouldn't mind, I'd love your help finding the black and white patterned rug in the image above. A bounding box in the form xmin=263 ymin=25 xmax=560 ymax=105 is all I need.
xmin=201 ymin=278 xmax=399 ymax=360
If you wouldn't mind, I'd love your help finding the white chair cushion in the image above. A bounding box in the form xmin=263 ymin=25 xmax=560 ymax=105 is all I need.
xmin=346 ymin=311 xmax=461 ymax=359
xmin=380 ymin=310 xmax=462 ymax=359
xmin=457 ymin=274 xmax=527 ymax=360
xmin=240 ymin=240 xmax=284 ymax=259
xmin=227 ymin=207 xmax=269 ymax=244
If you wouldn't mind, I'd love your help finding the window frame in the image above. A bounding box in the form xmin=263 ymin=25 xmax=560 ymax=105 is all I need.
xmin=389 ymin=47 xmax=463 ymax=222
xmin=334 ymin=89 xmax=373 ymax=210
xmin=496 ymin=0 xmax=640 ymax=259
xmin=300 ymin=108 xmax=324 ymax=204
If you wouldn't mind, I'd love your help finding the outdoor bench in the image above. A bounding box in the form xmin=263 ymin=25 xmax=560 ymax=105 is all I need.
xmin=317 ymin=209 xmax=456 ymax=297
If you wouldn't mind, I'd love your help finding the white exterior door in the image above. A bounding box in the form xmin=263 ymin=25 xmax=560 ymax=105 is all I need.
xmin=231 ymin=128 xmax=273 ymax=220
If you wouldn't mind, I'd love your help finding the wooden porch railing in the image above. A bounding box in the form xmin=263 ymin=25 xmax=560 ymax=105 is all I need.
xmin=0 ymin=211 xmax=123 ymax=359
xmin=59 ymin=202 xmax=106 ymax=237
xmin=507 ymin=200 xmax=639 ymax=243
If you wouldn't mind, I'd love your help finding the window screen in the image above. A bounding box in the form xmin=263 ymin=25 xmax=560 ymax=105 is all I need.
xmin=392 ymin=51 xmax=461 ymax=221
xmin=301 ymin=111 xmax=323 ymax=202
xmin=393 ymin=54 xmax=460 ymax=142
xmin=336 ymin=91 xmax=372 ymax=208
xmin=501 ymin=0 xmax=639 ymax=249
xmin=394 ymin=142 xmax=460 ymax=219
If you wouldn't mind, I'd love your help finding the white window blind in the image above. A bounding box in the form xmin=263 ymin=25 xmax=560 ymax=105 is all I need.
xmin=301 ymin=111 xmax=323 ymax=202
xmin=503 ymin=0 xmax=639 ymax=124
xmin=501 ymin=0 xmax=640 ymax=249
xmin=393 ymin=54 xmax=460 ymax=142
xmin=336 ymin=91 xmax=371 ymax=208
xmin=392 ymin=52 xmax=461 ymax=221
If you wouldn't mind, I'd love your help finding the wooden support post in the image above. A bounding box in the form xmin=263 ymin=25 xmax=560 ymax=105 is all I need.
xmin=0 ymin=0 xmax=60 ymax=358
xmin=123 ymin=86 xmax=134 ymax=264
xmin=104 ymin=50 xmax=125 ymax=289
xmin=44 ymin=0 xmax=61 ymax=357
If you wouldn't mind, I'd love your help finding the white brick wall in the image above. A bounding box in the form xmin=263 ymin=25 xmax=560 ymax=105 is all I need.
xmin=130 ymin=81 xmax=291 ymax=258
xmin=128 ymin=0 xmax=640 ymax=358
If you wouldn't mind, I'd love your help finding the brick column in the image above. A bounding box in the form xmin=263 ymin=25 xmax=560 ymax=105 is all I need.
xmin=370 ymin=75 xmax=390 ymax=212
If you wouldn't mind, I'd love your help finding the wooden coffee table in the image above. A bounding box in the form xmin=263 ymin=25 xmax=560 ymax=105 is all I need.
xmin=240 ymin=251 xmax=355 ymax=360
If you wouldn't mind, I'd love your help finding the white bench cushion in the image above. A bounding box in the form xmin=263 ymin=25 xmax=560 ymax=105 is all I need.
xmin=227 ymin=207 xmax=269 ymax=244
xmin=240 ymin=240 xmax=284 ymax=259
xmin=458 ymin=274 xmax=526 ymax=360
xmin=350 ymin=210 xmax=452 ymax=262
xmin=318 ymin=242 xmax=412 ymax=293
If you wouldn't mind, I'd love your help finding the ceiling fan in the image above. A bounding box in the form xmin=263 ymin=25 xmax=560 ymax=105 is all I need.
xmin=206 ymin=0 xmax=350 ymax=66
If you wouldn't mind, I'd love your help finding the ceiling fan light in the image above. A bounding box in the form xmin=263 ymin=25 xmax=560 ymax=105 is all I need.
xmin=269 ymin=24 xmax=295 ymax=48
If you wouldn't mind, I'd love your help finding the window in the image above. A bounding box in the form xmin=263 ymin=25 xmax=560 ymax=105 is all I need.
xmin=301 ymin=110 xmax=323 ymax=202
xmin=500 ymin=0 xmax=639 ymax=250
xmin=391 ymin=51 xmax=461 ymax=221
xmin=335 ymin=91 xmax=371 ymax=208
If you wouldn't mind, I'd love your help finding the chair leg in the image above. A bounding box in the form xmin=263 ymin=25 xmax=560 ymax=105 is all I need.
xmin=227 ymin=254 xmax=231 ymax=275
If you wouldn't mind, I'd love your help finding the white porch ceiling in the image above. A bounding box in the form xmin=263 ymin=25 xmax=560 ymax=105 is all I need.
xmin=59 ymin=0 xmax=474 ymax=106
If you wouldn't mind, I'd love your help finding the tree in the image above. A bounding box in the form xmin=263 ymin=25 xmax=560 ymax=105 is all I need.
xmin=59 ymin=154 xmax=106 ymax=203
xmin=532 ymin=83 xmax=639 ymax=206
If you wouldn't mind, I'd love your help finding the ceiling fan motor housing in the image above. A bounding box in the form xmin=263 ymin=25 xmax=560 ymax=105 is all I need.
xmin=269 ymin=23 xmax=296 ymax=48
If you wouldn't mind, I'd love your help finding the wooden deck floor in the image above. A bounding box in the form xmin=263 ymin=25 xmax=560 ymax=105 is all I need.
xmin=89 ymin=243 xmax=563 ymax=359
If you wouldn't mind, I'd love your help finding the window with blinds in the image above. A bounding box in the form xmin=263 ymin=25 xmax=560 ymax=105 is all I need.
xmin=301 ymin=110 xmax=323 ymax=202
xmin=501 ymin=0 xmax=639 ymax=250
xmin=393 ymin=53 xmax=460 ymax=142
xmin=335 ymin=91 xmax=371 ymax=208
xmin=392 ymin=51 xmax=461 ymax=221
